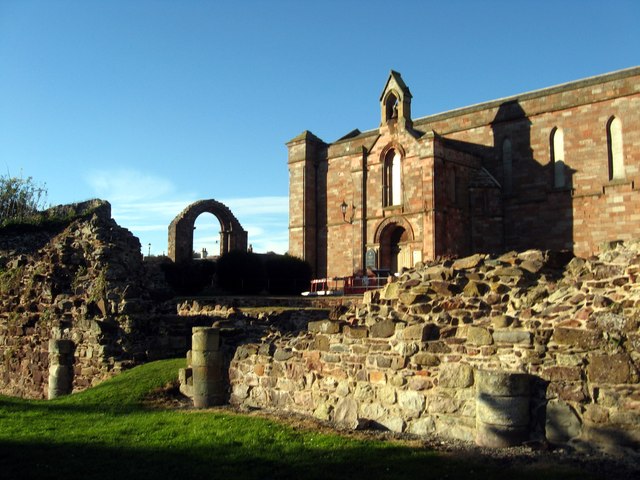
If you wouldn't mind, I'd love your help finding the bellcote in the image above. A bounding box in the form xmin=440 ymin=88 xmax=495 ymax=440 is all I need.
xmin=380 ymin=70 xmax=413 ymax=133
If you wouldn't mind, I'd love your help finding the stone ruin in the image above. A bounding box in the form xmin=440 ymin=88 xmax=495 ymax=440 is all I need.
xmin=0 ymin=200 xmax=197 ymax=398
xmin=1 ymin=199 xmax=639 ymax=453
xmin=168 ymin=199 xmax=247 ymax=263
xmin=178 ymin=244 xmax=640 ymax=452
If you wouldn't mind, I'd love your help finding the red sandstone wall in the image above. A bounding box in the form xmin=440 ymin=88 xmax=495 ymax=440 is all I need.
xmin=288 ymin=69 xmax=640 ymax=278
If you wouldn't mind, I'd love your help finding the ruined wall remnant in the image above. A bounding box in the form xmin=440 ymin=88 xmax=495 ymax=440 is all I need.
xmin=182 ymin=243 xmax=640 ymax=452
xmin=168 ymin=199 xmax=248 ymax=263
xmin=0 ymin=200 xmax=193 ymax=399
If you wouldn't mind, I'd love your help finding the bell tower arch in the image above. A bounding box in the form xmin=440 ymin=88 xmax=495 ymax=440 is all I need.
xmin=380 ymin=70 xmax=413 ymax=133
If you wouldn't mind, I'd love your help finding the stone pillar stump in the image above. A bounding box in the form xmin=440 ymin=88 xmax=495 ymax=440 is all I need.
xmin=475 ymin=370 xmax=531 ymax=448
xmin=48 ymin=339 xmax=75 ymax=399
xmin=191 ymin=327 xmax=225 ymax=408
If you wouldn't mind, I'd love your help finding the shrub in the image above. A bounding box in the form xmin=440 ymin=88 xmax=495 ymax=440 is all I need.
xmin=160 ymin=259 xmax=217 ymax=295
xmin=264 ymin=253 xmax=311 ymax=295
xmin=216 ymin=250 xmax=265 ymax=294
xmin=0 ymin=174 xmax=48 ymax=225
xmin=216 ymin=251 xmax=311 ymax=295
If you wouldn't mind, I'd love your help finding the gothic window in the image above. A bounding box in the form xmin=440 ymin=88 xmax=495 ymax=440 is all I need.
xmin=502 ymin=138 xmax=513 ymax=194
xmin=551 ymin=127 xmax=565 ymax=188
xmin=383 ymin=149 xmax=402 ymax=206
xmin=607 ymin=116 xmax=624 ymax=180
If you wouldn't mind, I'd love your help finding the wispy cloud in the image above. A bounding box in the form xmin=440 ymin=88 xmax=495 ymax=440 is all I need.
xmin=84 ymin=168 xmax=289 ymax=254
xmin=85 ymin=169 xmax=176 ymax=203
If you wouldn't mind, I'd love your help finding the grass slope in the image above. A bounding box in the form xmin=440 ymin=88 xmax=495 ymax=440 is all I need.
xmin=0 ymin=359 xmax=595 ymax=480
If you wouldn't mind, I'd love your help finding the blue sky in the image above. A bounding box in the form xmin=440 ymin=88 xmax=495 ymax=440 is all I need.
xmin=1 ymin=0 xmax=638 ymax=256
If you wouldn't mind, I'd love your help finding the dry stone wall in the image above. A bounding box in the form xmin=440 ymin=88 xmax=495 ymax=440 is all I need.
xmin=224 ymin=244 xmax=640 ymax=451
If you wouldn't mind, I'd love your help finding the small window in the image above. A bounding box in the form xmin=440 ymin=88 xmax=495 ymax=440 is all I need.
xmin=502 ymin=139 xmax=512 ymax=194
xmin=551 ymin=127 xmax=565 ymax=188
xmin=607 ymin=116 xmax=624 ymax=181
xmin=383 ymin=149 xmax=402 ymax=206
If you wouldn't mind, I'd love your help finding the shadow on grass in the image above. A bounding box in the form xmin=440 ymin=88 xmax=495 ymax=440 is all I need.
xmin=0 ymin=436 xmax=601 ymax=480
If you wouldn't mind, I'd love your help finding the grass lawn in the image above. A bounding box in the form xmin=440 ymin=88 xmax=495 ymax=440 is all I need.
xmin=0 ymin=359 xmax=601 ymax=480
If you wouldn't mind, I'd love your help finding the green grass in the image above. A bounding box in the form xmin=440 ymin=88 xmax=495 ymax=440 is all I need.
xmin=0 ymin=359 xmax=600 ymax=480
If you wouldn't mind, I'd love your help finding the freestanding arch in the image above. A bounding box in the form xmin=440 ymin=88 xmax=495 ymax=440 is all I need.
xmin=168 ymin=199 xmax=248 ymax=263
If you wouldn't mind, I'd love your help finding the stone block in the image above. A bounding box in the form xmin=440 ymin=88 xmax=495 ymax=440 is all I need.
xmin=542 ymin=366 xmax=582 ymax=382
xmin=273 ymin=348 xmax=294 ymax=362
xmin=587 ymin=353 xmax=631 ymax=384
xmin=377 ymin=415 xmax=405 ymax=433
xmin=552 ymin=327 xmax=601 ymax=350
xmin=408 ymin=417 xmax=436 ymax=435
xmin=360 ymin=401 xmax=386 ymax=420
xmin=413 ymin=352 xmax=440 ymax=367
xmin=380 ymin=282 xmax=400 ymax=301
xmin=398 ymin=390 xmax=426 ymax=416
xmin=439 ymin=363 xmax=474 ymax=389
xmin=400 ymin=323 xmax=437 ymax=341
xmin=398 ymin=291 xmax=428 ymax=305
xmin=344 ymin=325 xmax=368 ymax=339
xmin=452 ymin=254 xmax=484 ymax=270
xmin=462 ymin=280 xmax=489 ymax=297
xmin=465 ymin=326 xmax=493 ymax=346
xmin=369 ymin=370 xmax=387 ymax=384
xmin=334 ymin=397 xmax=359 ymax=429
xmin=492 ymin=330 xmax=532 ymax=345
xmin=378 ymin=385 xmax=397 ymax=405
xmin=313 ymin=335 xmax=330 ymax=351
xmin=435 ymin=415 xmax=475 ymax=442
xmin=308 ymin=320 xmax=342 ymax=334
xmin=370 ymin=319 xmax=396 ymax=338
xmin=545 ymin=400 xmax=582 ymax=443
xmin=425 ymin=340 xmax=451 ymax=353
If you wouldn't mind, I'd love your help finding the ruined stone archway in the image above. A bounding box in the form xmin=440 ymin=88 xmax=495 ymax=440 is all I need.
xmin=168 ymin=199 xmax=248 ymax=263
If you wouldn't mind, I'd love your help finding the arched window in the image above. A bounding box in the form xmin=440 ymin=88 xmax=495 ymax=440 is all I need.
xmin=551 ymin=127 xmax=565 ymax=188
xmin=607 ymin=116 xmax=624 ymax=181
xmin=502 ymin=138 xmax=512 ymax=194
xmin=383 ymin=149 xmax=402 ymax=206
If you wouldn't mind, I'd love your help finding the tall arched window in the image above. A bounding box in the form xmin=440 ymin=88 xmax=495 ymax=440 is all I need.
xmin=383 ymin=149 xmax=402 ymax=206
xmin=607 ymin=116 xmax=624 ymax=181
xmin=502 ymin=138 xmax=512 ymax=194
xmin=551 ymin=127 xmax=565 ymax=188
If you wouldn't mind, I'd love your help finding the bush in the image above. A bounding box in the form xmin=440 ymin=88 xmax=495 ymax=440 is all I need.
xmin=160 ymin=260 xmax=217 ymax=295
xmin=216 ymin=250 xmax=265 ymax=295
xmin=0 ymin=174 xmax=48 ymax=225
xmin=216 ymin=251 xmax=311 ymax=295
xmin=264 ymin=253 xmax=311 ymax=295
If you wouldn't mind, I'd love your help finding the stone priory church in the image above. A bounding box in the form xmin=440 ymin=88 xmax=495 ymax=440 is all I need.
xmin=287 ymin=67 xmax=640 ymax=279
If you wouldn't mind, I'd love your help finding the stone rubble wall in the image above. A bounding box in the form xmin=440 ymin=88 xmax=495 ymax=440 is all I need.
xmin=0 ymin=200 xmax=189 ymax=398
xmin=225 ymin=244 xmax=640 ymax=451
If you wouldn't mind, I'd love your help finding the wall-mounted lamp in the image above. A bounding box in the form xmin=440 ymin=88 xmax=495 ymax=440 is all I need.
xmin=340 ymin=199 xmax=356 ymax=224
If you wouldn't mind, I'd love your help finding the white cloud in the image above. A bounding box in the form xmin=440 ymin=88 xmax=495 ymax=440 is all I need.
xmin=83 ymin=171 xmax=290 ymax=256
xmin=85 ymin=169 xmax=176 ymax=203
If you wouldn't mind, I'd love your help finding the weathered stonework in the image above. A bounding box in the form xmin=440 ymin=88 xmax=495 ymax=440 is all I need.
xmin=289 ymin=67 xmax=640 ymax=279
xmin=179 ymin=243 xmax=640 ymax=452
xmin=168 ymin=199 xmax=247 ymax=263
xmin=0 ymin=200 xmax=193 ymax=398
